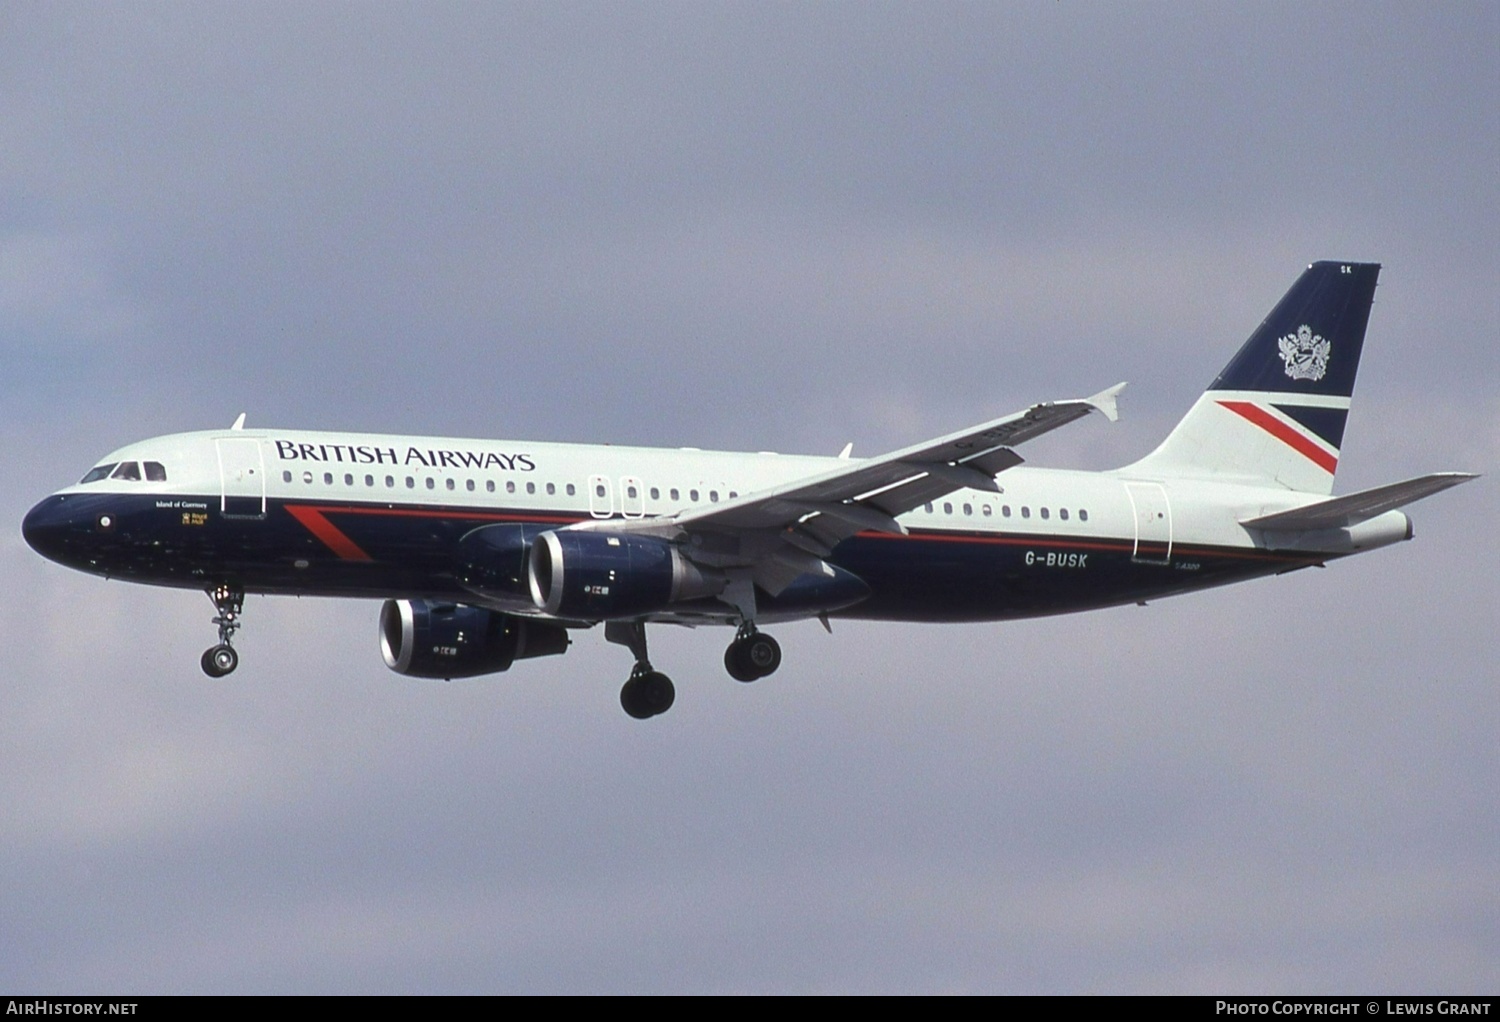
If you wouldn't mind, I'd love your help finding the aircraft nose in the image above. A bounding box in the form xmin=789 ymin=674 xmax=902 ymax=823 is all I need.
xmin=21 ymin=495 xmax=90 ymax=564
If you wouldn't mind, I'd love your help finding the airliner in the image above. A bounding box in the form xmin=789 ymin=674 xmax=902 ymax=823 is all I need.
xmin=22 ymin=262 xmax=1475 ymax=718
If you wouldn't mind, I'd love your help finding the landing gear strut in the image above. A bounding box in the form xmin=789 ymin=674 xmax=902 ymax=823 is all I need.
xmin=201 ymin=584 xmax=243 ymax=678
xmin=724 ymin=623 xmax=781 ymax=683
xmin=605 ymin=621 xmax=675 ymax=719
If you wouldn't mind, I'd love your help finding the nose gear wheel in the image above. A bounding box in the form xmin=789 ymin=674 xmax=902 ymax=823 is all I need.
xmin=201 ymin=585 xmax=244 ymax=678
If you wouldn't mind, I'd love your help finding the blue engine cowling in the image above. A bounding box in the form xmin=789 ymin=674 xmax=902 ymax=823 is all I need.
xmin=527 ymin=530 xmax=724 ymax=620
xmin=454 ymin=523 xmax=552 ymax=611
xmin=379 ymin=599 xmax=569 ymax=679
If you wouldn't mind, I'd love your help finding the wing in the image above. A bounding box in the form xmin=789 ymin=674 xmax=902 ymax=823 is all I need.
xmin=579 ymin=383 xmax=1124 ymax=602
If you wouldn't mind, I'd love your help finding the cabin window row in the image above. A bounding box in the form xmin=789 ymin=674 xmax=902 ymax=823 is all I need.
xmin=646 ymin=487 xmax=737 ymax=503
xmin=282 ymin=469 xmax=580 ymax=496
xmin=274 ymin=470 xmax=1081 ymax=522
xmin=280 ymin=470 xmax=739 ymax=504
xmin=923 ymin=501 xmax=1089 ymax=523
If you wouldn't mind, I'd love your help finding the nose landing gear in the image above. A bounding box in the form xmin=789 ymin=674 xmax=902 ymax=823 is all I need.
xmin=201 ymin=584 xmax=244 ymax=678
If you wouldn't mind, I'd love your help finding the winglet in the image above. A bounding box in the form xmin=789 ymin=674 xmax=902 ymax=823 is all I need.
xmin=231 ymin=412 xmax=247 ymax=431
xmin=1085 ymin=382 xmax=1126 ymax=423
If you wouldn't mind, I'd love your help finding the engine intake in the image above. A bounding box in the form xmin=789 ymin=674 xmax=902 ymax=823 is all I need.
xmin=527 ymin=530 xmax=724 ymax=619
xmin=379 ymin=599 xmax=569 ymax=679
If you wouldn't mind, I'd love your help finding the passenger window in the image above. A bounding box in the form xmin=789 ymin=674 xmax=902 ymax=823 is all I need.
xmin=486 ymin=480 xmax=495 ymax=493
xmin=1021 ymin=506 xmax=1030 ymax=519
xmin=366 ymin=475 xmax=375 ymax=487
xmin=1002 ymin=505 xmax=1011 ymax=517
xmin=982 ymin=505 xmax=992 ymax=517
xmin=406 ymin=477 xmax=415 ymax=488
xmin=1040 ymin=507 xmax=1049 ymax=520
xmin=324 ymin=472 xmax=334 ymax=485
xmin=111 ymin=462 xmax=142 ymax=481
xmin=144 ymin=462 xmax=167 ymax=482
xmin=943 ymin=502 xmax=953 ymax=514
xmin=283 ymin=470 xmax=293 ymax=483
xmin=670 ymin=488 xmax=680 ymax=501
xmin=466 ymin=479 xmax=475 ymax=492
xmin=1059 ymin=508 xmax=1069 ymax=521
xmin=650 ymin=487 xmax=660 ymax=500
xmin=729 ymin=491 xmax=738 ymax=499
xmin=527 ymin=482 xmax=536 ymax=495
xmin=344 ymin=473 xmax=353 ymax=486
xmin=507 ymin=481 xmax=516 ymax=494
xmin=446 ymin=478 xmax=456 ymax=491
xmin=690 ymin=489 xmax=699 ymax=502
xmin=546 ymin=482 xmax=556 ymax=495
xmin=80 ymin=464 xmax=118 ymax=484
xmin=924 ymin=502 xmax=933 ymax=513
xmin=595 ymin=484 xmax=606 ymax=498
xmin=709 ymin=490 xmax=719 ymax=502
xmin=385 ymin=475 xmax=394 ymax=488
xmin=567 ymin=484 xmax=576 ymax=496
xmin=425 ymin=478 xmax=435 ymax=490
xmin=963 ymin=503 xmax=972 ymax=516
xmin=303 ymin=471 xmax=314 ymax=484
xmin=1079 ymin=509 xmax=1089 ymax=522
xmin=627 ymin=485 xmax=638 ymax=499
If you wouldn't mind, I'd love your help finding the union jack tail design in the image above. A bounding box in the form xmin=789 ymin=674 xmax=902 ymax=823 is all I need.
xmin=1127 ymin=261 xmax=1380 ymax=495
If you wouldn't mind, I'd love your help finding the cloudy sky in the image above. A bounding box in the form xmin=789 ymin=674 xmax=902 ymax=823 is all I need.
xmin=2 ymin=1 xmax=1495 ymax=993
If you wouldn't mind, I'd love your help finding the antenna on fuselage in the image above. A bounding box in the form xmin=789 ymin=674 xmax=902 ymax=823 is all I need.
xmin=230 ymin=413 xmax=247 ymax=430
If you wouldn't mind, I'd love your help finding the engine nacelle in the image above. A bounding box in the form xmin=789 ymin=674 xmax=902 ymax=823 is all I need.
xmin=454 ymin=523 xmax=551 ymax=610
xmin=379 ymin=599 xmax=569 ymax=679
xmin=527 ymin=529 xmax=724 ymax=620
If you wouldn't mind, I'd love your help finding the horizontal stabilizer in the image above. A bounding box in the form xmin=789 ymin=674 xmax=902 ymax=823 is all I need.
xmin=1242 ymin=472 xmax=1477 ymax=531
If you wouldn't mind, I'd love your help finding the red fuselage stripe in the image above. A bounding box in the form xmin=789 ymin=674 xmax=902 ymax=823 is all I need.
xmin=284 ymin=505 xmax=375 ymax=561
xmin=1218 ymin=400 xmax=1338 ymax=474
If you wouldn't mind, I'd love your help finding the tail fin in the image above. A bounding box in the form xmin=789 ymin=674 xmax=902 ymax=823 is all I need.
xmin=1125 ymin=261 xmax=1380 ymax=495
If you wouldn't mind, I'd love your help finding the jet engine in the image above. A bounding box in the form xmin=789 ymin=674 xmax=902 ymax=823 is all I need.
xmin=379 ymin=599 xmax=569 ymax=679
xmin=527 ymin=530 xmax=724 ymax=619
xmin=453 ymin=523 xmax=551 ymax=610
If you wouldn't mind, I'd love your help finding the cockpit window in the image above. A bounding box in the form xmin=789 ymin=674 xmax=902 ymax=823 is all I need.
xmin=80 ymin=464 xmax=118 ymax=484
xmin=144 ymin=461 xmax=167 ymax=481
xmin=111 ymin=462 xmax=142 ymax=481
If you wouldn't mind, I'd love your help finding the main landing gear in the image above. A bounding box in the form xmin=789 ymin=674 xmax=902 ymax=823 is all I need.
xmin=201 ymin=584 xmax=243 ymax=678
xmin=606 ymin=621 xmax=676 ymax=720
xmin=621 ymin=664 xmax=676 ymax=720
xmin=604 ymin=620 xmax=784 ymax=719
xmin=724 ymin=624 xmax=781 ymax=683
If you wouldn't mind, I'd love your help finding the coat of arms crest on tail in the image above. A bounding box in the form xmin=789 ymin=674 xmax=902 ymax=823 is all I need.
xmin=1278 ymin=324 xmax=1331 ymax=381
